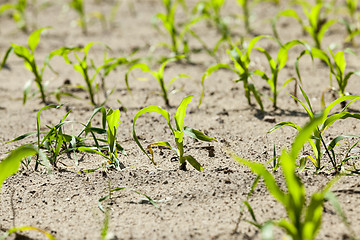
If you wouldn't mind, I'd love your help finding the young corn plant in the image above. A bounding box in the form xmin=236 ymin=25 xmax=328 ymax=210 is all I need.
xmin=199 ymin=35 xmax=266 ymax=110
xmin=232 ymin=114 xmax=343 ymax=240
xmin=273 ymin=2 xmax=336 ymax=49
xmin=69 ymin=0 xmax=87 ymax=35
xmin=268 ymin=85 xmax=360 ymax=173
xmin=133 ymin=95 xmax=216 ymax=171
xmin=253 ymin=39 xmax=308 ymax=109
xmin=152 ymin=0 xmax=187 ymax=56
xmin=192 ymin=0 xmax=232 ymax=59
xmin=9 ymin=27 xmax=64 ymax=104
xmin=0 ymin=0 xmax=28 ymax=32
xmin=297 ymin=47 xmax=360 ymax=98
xmin=236 ymin=0 xmax=251 ymax=34
xmin=125 ymin=56 xmax=189 ymax=107
xmin=339 ymin=0 xmax=360 ymax=45
xmin=7 ymin=104 xmax=81 ymax=170
xmin=59 ymin=42 xmax=131 ymax=107
xmin=78 ymin=107 xmax=126 ymax=169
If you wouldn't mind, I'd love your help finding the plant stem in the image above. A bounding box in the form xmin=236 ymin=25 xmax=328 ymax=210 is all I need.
xmin=159 ymin=77 xmax=170 ymax=107
xmin=31 ymin=60 xmax=46 ymax=104
xmin=82 ymin=65 xmax=96 ymax=106
xmin=319 ymin=132 xmax=338 ymax=173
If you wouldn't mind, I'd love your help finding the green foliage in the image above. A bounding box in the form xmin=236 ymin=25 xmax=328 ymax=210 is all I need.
xmin=254 ymin=39 xmax=307 ymax=109
xmin=58 ymin=42 xmax=131 ymax=106
xmin=152 ymin=0 xmax=186 ymax=56
xmin=200 ymin=37 xmax=305 ymax=110
xmin=7 ymin=104 xmax=78 ymax=170
xmin=193 ymin=0 xmax=230 ymax=40
xmin=297 ymin=47 xmax=360 ymax=97
xmin=9 ymin=27 xmax=65 ymax=104
xmin=192 ymin=0 xmax=232 ymax=60
xmin=236 ymin=0 xmax=251 ymax=34
xmin=199 ymin=35 xmax=266 ymax=110
xmin=269 ymin=85 xmax=360 ymax=173
xmin=0 ymin=145 xmax=37 ymax=192
xmin=0 ymin=46 xmax=13 ymax=71
xmin=125 ymin=56 xmax=189 ymax=107
xmin=233 ymin=115 xmax=341 ymax=240
xmin=79 ymin=107 xmax=126 ymax=169
xmin=133 ymin=95 xmax=216 ymax=171
xmin=7 ymin=105 xmax=126 ymax=170
xmin=273 ymin=2 xmax=336 ymax=49
xmin=69 ymin=0 xmax=87 ymax=34
xmin=0 ymin=0 xmax=28 ymax=32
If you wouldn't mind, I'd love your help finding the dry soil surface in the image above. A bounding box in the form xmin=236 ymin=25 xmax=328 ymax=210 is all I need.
xmin=0 ymin=0 xmax=360 ymax=239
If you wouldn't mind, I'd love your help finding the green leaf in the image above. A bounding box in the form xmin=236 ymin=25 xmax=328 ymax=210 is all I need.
xmin=333 ymin=50 xmax=346 ymax=76
xmin=183 ymin=155 xmax=203 ymax=171
xmin=268 ymin=121 xmax=301 ymax=133
xmin=11 ymin=43 xmax=32 ymax=61
xmin=231 ymin=154 xmax=286 ymax=204
xmin=322 ymin=95 xmax=360 ymax=123
xmin=323 ymin=112 xmax=360 ymax=132
xmin=183 ymin=127 xmax=216 ymax=142
xmin=277 ymin=40 xmax=304 ymax=70
xmin=199 ymin=63 xmax=232 ymax=107
xmin=132 ymin=106 xmax=172 ymax=164
xmin=28 ymin=27 xmax=51 ymax=53
xmin=175 ymin=95 xmax=193 ymax=131
xmin=317 ymin=20 xmax=336 ymax=46
xmin=326 ymin=135 xmax=358 ymax=152
xmin=303 ymin=185 xmax=335 ymax=239
xmin=2 ymin=226 xmax=57 ymax=240
xmin=133 ymin=190 xmax=160 ymax=209
xmin=106 ymin=109 xmax=121 ymax=133
xmin=78 ymin=146 xmax=109 ymax=159
xmin=0 ymin=47 xmax=13 ymax=70
xmin=0 ymin=145 xmax=37 ymax=191
xmin=7 ymin=132 xmax=37 ymax=143
xmin=37 ymin=104 xmax=62 ymax=147
xmin=125 ymin=63 xmax=152 ymax=93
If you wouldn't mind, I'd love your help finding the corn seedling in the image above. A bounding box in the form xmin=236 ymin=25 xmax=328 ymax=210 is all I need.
xmin=7 ymin=104 xmax=81 ymax=170
xmin=273 ymin=2 xmax=336 ymax=49
xmin=269 ymin=85 xmax=360 ymax=173
xmin=199 ymin=36 xmax=265 ymax=110
xmin=233 ymin=115 xmax=343 ymax=240
xmin=253 ymin=39 xmax=307 ymax=109
xmin=297 ymin=47 xmax=360 ymax=98
xmin=125 ymin=56 xmax=189 ymax=107
xmin=133 ymin=95 xmax=216 ymax=171
xmin=58 ymin=42 xmax=130 ymax=107
xmin=69 ymin=0 xmax=87 ymax=35
xmin=0 ymin=0 xmax=28 ymax=32
xmin=8 ymin=27 xmax=67 ymax=104
xmin=192 ymin=0 xmax=232 ymax=59
xmin=193 ymin=0 xmax=230 ymax=42
xmin=200 ymin=36 xmax=280 ymax=110
xmin=0 ymin=46 xmax=13 ymax=71
xmin=236 ymin=0 xmax=251 ymax=34
xmin=152 ymin=0 xmax=187 ymax=56
xmin=78 ymin=107 xmax=126 ymax=169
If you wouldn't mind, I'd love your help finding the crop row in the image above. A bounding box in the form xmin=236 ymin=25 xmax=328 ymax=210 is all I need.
xmin=1 ymin=0 xmax=360 ymax=239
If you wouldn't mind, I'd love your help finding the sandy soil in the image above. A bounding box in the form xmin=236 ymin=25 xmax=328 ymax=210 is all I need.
xmin=0 ymin=0 xmax=360 ymax=239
